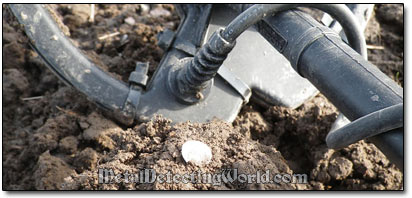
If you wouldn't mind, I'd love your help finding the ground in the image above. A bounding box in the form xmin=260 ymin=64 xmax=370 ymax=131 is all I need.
xmin=2 ymin=4 xmax=404 ymax=190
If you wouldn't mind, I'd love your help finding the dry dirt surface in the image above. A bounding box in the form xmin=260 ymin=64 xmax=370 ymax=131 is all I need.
xmin=2 ymin=4 xmax=403 ymax=190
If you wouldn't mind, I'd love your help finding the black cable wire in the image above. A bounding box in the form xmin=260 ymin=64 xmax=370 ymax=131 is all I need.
xmin=326 ymin=103 xmax=403 ymax=149
xmin=221 ymin=4 xmax=368 ymax=59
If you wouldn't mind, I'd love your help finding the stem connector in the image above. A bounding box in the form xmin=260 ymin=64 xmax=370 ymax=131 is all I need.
xmin=167 ymin=28 xmax=236 ymax=104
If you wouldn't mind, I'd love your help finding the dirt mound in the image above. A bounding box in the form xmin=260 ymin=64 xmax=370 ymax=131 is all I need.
xmin=55 ymin=114 xmax=302 ymax=190
xmin=2 ymin=4 xmax=403 ymax=190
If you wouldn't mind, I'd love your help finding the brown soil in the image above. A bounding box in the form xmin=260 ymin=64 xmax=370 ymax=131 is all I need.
xmin=365 ymin=4 xmax=404 ymax=86
xmin=2 ymin=4 xmax=403 ymax=190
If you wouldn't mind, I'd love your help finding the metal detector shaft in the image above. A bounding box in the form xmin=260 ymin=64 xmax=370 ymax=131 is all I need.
xmin=255 ymin=10 xmax=403 ymax=170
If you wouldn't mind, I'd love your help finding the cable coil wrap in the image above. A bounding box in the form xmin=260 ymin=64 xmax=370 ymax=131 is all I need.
xmin=326 ymin=103 xmax=403 ymax=149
